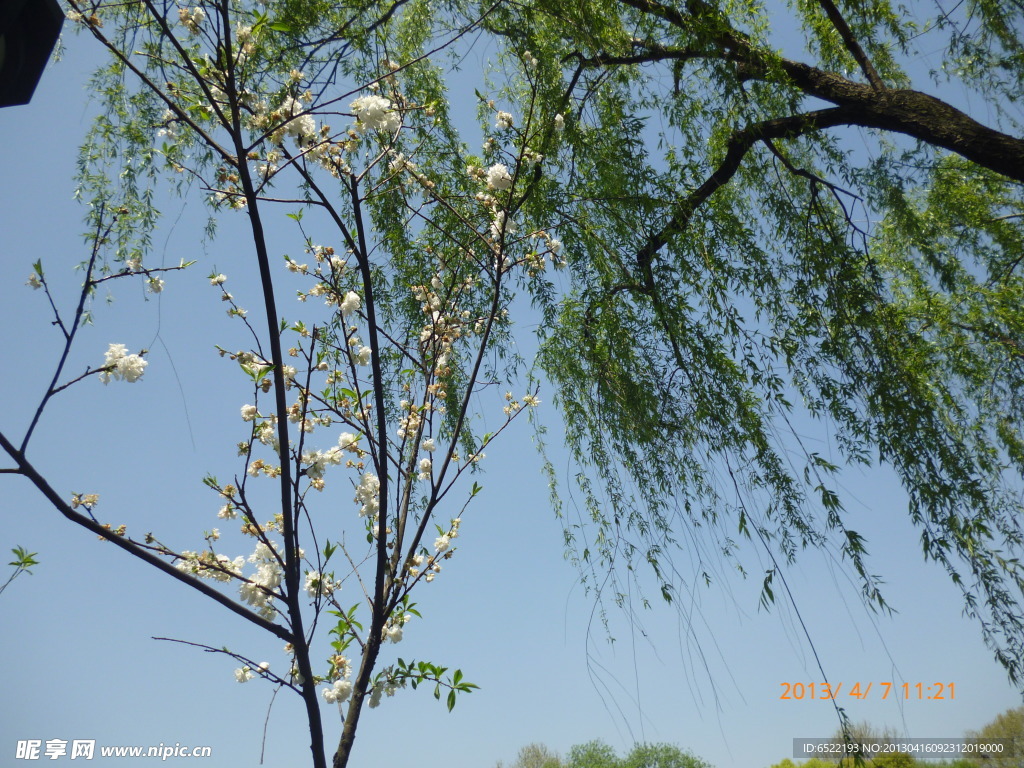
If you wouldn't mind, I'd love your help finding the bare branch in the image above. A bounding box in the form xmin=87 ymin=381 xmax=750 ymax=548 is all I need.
xmin=0 ymin=431 xmax=293 ymax=642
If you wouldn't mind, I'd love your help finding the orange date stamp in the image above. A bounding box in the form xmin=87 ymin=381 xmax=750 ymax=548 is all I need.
xmin=779 ymin=682 xmax=956 ymax=701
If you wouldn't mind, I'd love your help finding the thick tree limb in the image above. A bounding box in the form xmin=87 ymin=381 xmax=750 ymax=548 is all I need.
xmin=776 ymin=60 xmax=1024 ymax=183
xmin=610 ymin=0 xmax=1024 ymax=184
xmin=637 ymin=107 xmax=857 ymax=270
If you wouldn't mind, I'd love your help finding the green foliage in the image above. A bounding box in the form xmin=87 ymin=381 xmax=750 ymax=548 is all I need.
xmin=502 ymin=740 xmax=712 ymax=768
xmin=7 ymin=546 xmax=39 ymax=571
xmin=566 ymin=741 xmax=621 ymax=768
xmin=620 ymin=742 xmax=712 ymax=768
xmin=563 ymin=741 xmax=710 ymax=768
xmin=498 ymin=743 xmax=564 ymax=768
xmin=0 ymin=546 xmax=40 ymax=597
xmin=767 ymin=759 xmax=835 ymax=768
xmin=58 ymin=1 xmax=1024 ymax=692
xmin=965 ymin=706 xmax=1024 ymax=768
xmin=870 ymin=754 xmax=915 ymax=768
xmin=455 ymin=0 xmax=1024 ymax=680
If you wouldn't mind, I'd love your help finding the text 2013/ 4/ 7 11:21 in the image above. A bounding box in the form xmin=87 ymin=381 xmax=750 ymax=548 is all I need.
xmin=779 ymin=682 xmax=955 ymax=700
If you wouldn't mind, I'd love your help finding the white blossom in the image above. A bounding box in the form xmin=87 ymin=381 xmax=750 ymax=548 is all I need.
xmin=351 ymin=95 xmax=400 ymax=133
xmin=279 ymin=97 xmax=317 ymax=144
xmin=417 ymin=457 xmax=432 ymax=481
xmin=495 ymin=111 xmax=514 ymax=130
xmin=239 ymin=542 xmax=284 ymax=616
xmin=281 ymin=96 xmax=304 ymax=117
xmin=323 ymin=679 xmax=353 ymax=704
xmin=355 ymin=473 xmax=380 ymax=517
xmin=486 ymin=163 xmax=513 ymax=190
xmin=234 ymin=666 xmax=253 ymax=683
xmin=179 ymin=7 xmax=205 ymax=33
xmin=303 ymin=447 xmax=342 ymax=479
xmin=241 ymin=404 xmax=258 ymax=421
xmin=99 ymin=343 xmax=148 ymax=384
xmin=523 ymin=148 xmax=544 ymax=168
xmin=367 ymin=684 xmax=383 ymax=708
xmin=287 ymin=113 xmax=317 ymax=143
xmin=305 ymin=570 xmax=338 ymax=598
xmin=490 ymin=210 xmax=517 ymax=238
xmin=340 ymin=291 xmax=361 ymax=317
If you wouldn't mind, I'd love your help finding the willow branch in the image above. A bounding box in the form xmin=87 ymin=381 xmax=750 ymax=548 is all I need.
xmin=815 ymin=0 xmax=885 ymax=90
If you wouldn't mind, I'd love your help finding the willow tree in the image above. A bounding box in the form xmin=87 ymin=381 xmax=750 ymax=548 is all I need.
xmin=455 ymin=0 xmax=1024 ymax=682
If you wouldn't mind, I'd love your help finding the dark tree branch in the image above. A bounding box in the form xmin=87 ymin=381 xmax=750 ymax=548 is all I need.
xmin=218 ymin=2 xmax=326 ymax=763
xmin=609 ymin=0 xmax=1024 ymax=184
xmin=0 ymin=431 xmax=293 ymax=642
xmin=334 ymin=174 xmax=388 ymax=768
xmin=776 ymin=60 xmax=1024 ymax=183
xmin=637 ymin=107 xmax=856 ymax=271
xmin=814 ymin=0 xmax=885 ymax=90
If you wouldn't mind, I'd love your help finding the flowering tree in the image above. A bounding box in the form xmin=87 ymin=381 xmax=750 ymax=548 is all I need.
xmin=2 ymin=2 xmax=560 ymax=766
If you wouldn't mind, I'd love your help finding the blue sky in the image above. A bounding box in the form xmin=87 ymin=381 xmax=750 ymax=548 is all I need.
xmin=1 ymin=14 xmax=1022 ymax=768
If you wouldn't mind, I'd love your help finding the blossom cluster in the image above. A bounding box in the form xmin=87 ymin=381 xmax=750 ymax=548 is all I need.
xmin=351 ymin=94 xmax=401 ymax=134
xmin=70 ymin=493 xmax=100 ymax=509
xmin=279 ymin=96 xmax=317 ymax=144
xmin=99 ymin=343 xmax=148 ymax=384
xmin=382 ymin=611 xmax=412 ymax=644
xmin=238 ymin=541 xmax=284 ymax=618
xmin=304 ymin=570 xmax=340 ymax=598
xmin=177 ymin=6 xmax=204 ymax=34
xmin=367 ymin=678 xmax=404 ymax=708
xmin=323 ymin=678 xmax=354 ymax=703
xmin=176 ymin=550 xmax=245 ymax=583
xmin=234 ymin=661 xmax=269 ymax=683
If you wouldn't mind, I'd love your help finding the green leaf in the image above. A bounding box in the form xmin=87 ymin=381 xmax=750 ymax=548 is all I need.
xmin=9 ymin=547 xmax=39 ymax=570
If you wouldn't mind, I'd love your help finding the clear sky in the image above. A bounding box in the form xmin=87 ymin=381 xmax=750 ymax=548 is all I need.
xmin=1 ymin=15 xmax=1021 ymax=768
